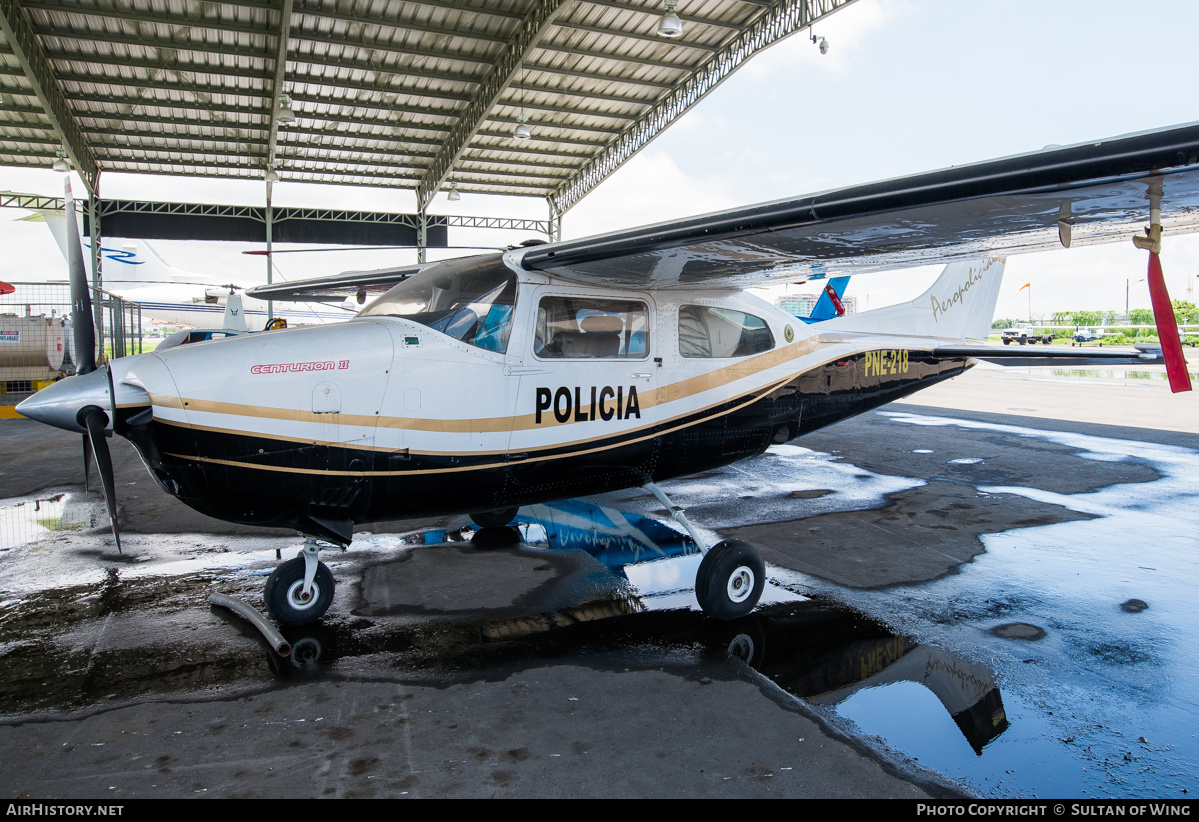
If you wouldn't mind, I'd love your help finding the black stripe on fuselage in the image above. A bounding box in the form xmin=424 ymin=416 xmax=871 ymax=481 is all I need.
xmin=116 ymin=352 xmax=970 ymax=538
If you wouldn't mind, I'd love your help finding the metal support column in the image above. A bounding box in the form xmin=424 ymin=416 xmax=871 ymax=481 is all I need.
xmin=87 ymin=175 xmax=103 ymax=361
xmin=417 ymin=208 xmax=428 ymax=264
xmin=547 ymin=198 xmax=562 ymax=242
xmin=265 ymin=181 xmax=274 ymax=323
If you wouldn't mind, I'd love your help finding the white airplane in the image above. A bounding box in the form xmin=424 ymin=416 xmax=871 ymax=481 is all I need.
xmin=30 ymin=209 xmax=354 ymax=330
xmin=16 ymin=123 xmax=1199 ymax=627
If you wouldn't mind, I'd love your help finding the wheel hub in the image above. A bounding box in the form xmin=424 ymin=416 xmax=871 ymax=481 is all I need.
xmin=285 ymin=579 xmax=320 ymax=610
xmin=727 ymin=566 xmax=754 ymax=603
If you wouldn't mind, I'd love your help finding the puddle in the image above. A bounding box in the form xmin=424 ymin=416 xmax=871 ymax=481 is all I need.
xmin=0 ymin=491 xmax=87 ymax=551
xmin=792 ymin=411 xmax=1199 ymax=797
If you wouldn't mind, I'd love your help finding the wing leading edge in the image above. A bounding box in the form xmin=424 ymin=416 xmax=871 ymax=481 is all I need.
xmin=519 ymin=123 xmax=1199 ymax=290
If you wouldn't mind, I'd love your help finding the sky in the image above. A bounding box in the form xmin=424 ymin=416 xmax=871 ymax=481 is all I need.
xmin=3 ymin=0 xmax=1199 ymax=321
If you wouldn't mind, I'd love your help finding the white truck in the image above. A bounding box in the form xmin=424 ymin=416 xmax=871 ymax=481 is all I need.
xmin=1000 ymin=324 xmax=1054 ymax=345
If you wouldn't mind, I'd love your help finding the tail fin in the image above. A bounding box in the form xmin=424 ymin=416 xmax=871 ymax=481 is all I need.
xmin=825 ymin=257 xmax=1005 ymax=342
xmin=222 ymin=292 xmax=247 ymax=332
xmin=802 ymin=276 xmax=850 ymax=323
xmin=31 ymin=209 xmax=219 ymax=286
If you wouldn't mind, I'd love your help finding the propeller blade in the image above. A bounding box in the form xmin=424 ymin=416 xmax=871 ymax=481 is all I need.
xmin=81 ymin=433 xmax=91 ymax=494
xmin=81 ymin=406 xmax=121 ymax=553
xmin=1146 ymin=252 xmax=1193 ymax=394
xmin=64 ymin=180 xmax=96 ymax=375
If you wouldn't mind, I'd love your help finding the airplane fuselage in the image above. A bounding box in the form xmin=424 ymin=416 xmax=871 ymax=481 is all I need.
xmin=94 ymin=251 xmax=975 ymax=543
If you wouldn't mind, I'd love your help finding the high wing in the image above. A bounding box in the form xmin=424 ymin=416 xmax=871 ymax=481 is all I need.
xmin=244 ymin=263 xmax=425 ymax=303
xmin=518 ymin=123 xmax=1199 ymax=288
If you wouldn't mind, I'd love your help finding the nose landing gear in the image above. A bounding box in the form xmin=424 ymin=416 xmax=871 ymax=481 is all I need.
xmin=265 ymin=539 xmax=336 ymax=624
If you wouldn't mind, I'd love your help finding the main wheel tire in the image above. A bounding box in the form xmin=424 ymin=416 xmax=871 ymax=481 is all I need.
xmin=264 ymin=557 xmax=335 ymax=625
xmin=695 ymin=539 xmax=765 ymax=620
xmin=470 ymin=506 xmax=520 ymax=528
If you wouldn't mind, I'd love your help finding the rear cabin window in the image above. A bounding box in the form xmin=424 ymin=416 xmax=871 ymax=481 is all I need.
xmin=534 ymin=297 xmax=648 ymax=359
xmin=678 ymin=306 xmax=774 ymax=358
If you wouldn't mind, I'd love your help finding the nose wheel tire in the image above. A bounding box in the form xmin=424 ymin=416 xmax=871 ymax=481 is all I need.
xmin=695 ymin=539 xmax=765 ymax=620
xmin=265 ymin=557 xmax=335 ymax=625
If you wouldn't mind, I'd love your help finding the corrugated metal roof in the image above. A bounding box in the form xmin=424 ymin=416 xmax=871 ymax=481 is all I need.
xmin=0 ymin=0 xmax=856 ymax=212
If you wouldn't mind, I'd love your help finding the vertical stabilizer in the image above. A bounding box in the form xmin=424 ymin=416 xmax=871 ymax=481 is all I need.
xmin=222 ymin=292 xmax=247 ymax=332
xmin=824 ymin=257 xmax=1005 ymax=341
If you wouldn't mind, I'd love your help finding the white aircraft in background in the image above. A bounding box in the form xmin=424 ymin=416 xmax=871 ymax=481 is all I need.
xmin=28 ymin=207 xmax=355 ymax=331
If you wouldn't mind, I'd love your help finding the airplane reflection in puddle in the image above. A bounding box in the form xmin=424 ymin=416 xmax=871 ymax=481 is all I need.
xmin=274 ymin=599 xmax=1009 ymax=757
xmin=297 ymin=499 xmax=1010 ymax=756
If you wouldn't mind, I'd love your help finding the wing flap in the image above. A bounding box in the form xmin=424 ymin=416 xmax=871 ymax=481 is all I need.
xmin=522 ymin=123 xmax=1199 ymax=289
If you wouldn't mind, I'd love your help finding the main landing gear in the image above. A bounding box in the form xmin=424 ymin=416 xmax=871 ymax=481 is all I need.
xmin=470 ymin=506 xmax=521 ymax=528
xmin=645 ymin=483 xmax=765 ymax=620
xmin=265 ymin=538 xmax=336 ymax=624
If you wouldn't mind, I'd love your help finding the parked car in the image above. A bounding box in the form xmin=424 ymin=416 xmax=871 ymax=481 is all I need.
xmin=1001 ymin=325 xmax=1054 ymax=345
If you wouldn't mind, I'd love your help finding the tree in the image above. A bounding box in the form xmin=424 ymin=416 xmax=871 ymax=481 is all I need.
xmin=1173 ymin=300 xmax=1197 ymax=325
xmin=991 ymin=318 xmax=1015 ymax=329
xmin=1071 ymin=310 xmax=1102 ymax=327
xmin=1128 ymin=308 xmax=1155 ymax=326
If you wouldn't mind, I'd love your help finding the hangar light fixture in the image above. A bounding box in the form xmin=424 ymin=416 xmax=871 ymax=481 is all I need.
xmin=514 ymin=112 xmax=531 ymax=140
xmin=447 ymin=182 xmax=461 ymax=201
xmin=657 ymin=0 xmax=683 ymax=38
xmin=52 ymin=149 xmax=71 ymax=173
xmin=264 ymin=164 xmax=280 ymax=184
xmin=276 ymin=94 xmax=296 ymax=126
xmin=514 ymin=66 xmax=532 ymax=140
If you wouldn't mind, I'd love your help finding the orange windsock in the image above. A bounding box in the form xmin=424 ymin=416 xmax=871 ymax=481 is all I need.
xmin=1016 ymin=282 xmax=1031 ymax=293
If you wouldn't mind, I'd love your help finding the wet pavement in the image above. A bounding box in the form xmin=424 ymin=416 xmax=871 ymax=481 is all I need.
xmin=1 ymin=364 xmax=1197 ymax=798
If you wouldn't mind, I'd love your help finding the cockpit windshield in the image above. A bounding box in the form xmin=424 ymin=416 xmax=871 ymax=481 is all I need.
xmin=358 ymin=254 xmax=517 ymax=353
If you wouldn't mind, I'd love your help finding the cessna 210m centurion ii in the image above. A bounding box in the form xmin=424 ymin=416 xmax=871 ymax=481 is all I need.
xmin=17 ymin=123 xmax=1199 ymax=625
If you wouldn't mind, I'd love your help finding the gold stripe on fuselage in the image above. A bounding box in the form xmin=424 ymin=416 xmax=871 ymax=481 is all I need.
xmin=160 ymin=371 xmax=797 ymax=477
xmin=151 ymin=337 xmax=823 ymax=436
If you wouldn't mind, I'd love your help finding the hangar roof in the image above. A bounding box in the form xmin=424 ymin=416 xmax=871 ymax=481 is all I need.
xmin=0 ymin=0 xmax=855 ymax=213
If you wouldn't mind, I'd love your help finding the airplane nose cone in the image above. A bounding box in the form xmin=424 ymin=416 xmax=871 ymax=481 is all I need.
xmin=15 ymin=368 xmax=112 ymax=433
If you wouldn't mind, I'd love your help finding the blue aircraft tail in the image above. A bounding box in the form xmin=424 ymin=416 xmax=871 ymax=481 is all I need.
xmin=800 ymin=276 xmax=850 ymax=323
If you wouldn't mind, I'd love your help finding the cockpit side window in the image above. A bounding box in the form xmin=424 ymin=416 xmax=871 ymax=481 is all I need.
xmin=678 ymin=305 xmax=773 ymax=358
xmin=359 ymin=254 xmax=516 ymax=353
xmin=534 ymin=297 xmax=648 ymax=359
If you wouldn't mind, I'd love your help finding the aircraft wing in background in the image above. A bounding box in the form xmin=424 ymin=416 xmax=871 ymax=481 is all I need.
xmin=244 ymin=263 xmax=425 ymax=303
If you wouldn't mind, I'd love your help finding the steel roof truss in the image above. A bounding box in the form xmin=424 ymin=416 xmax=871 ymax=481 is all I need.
xmin=0 ymin=0 xmax=97 ymax=186
xmin=417 ymin=0 xmax=569 ymax=209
